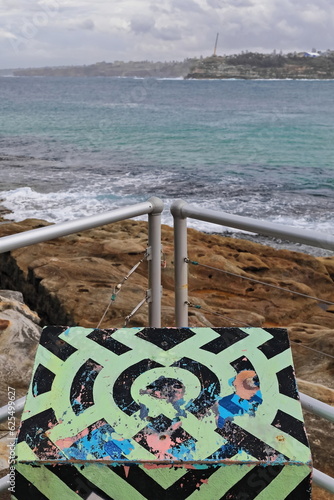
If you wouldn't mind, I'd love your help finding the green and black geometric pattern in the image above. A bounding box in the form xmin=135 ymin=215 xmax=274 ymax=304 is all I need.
xmin=13 ymin=326 xmax=312 ymax=499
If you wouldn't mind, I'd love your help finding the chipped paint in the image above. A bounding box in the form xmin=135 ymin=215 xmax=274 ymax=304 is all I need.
xmin=14 ymin=326 xmax=312 ymax=499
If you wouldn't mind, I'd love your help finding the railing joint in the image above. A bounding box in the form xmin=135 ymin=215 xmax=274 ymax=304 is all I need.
xmin=146 ymin=246 xmax=152 ymax=261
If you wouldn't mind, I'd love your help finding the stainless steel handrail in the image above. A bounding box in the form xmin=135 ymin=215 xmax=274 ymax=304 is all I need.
xmin=0 ymin=397 xmax=25 ymax=423
xmin=0 ymin=197 xmax=164 ymax=327
xmin=171 ymin=197 xmax=334 ymax=328
xmin=0 ymin=197 xmax=165 ymax=495
xmin=299 ymin=392 xmax=334 ymax=422
xmin=0 ymin=197 xmax=333 ymax=494
xmin=171 ymin=199 xmax=334 ymax=251
xmin=171 ymin=199 xmax=334 ymax=494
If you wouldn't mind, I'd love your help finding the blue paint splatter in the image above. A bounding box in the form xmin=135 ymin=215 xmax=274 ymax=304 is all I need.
xmin=217 ymin=391 xmax=263 ymax=428
xmin=62 ymin=423 xmax=134 ymax=460
xmin=167 ymin=440 xmax=197 ymax=461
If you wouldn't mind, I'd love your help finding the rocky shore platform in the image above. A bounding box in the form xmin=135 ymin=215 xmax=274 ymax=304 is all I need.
xmin=0 ymin=217 xmax=333 ymax=498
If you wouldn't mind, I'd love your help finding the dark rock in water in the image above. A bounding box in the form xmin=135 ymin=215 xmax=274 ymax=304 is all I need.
xmin=0 ymin=205 xmax=11 ymax=224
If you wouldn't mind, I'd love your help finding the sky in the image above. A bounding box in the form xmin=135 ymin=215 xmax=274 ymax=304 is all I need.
xmin=0 ymin=0 xmax=333 ymax=69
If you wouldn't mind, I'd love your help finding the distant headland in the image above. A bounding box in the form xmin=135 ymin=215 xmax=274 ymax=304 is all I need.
xmin=3 ymin=50 xmax=334 ymax=79
xmin=3 ymin=60 xmax=196 ymax=79
xmin=186 ymin=51 xmax=334 ymax=79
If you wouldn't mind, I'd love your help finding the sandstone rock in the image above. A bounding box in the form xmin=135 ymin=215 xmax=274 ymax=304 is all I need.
xmin=288 ymin=323 xmax=334 ymax=390
xmin=0 ymin=291 xmax=42 ymax=496
xmin=0 ymin=220 xmax=332 ymax=398
xmin=0 ymin=218 xmax=333 ymax=380
xmin=318 ymin=256 xmax=334 ymax=281
xmin=0 ymin=292 xmax=41 ymax=406
xmin=0 ymin=218 xmax=333 ymax=494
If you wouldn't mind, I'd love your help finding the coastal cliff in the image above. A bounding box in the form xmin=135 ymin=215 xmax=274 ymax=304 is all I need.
xmin=0 ymin=218 xmax=333 ymax=494
xmin=186 ymin=53 xmax=334 ymax=79
xmin=6 ymin=51 xmax=334 ymax=79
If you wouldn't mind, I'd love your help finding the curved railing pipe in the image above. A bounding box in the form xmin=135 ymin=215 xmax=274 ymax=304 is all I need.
xmin=171 ymin=199 xmax=334 ymax=493
xmin=0 ymin=197 xmax=163 ymax=327
xmin=171 ymin=199 xmax=334 ymax=251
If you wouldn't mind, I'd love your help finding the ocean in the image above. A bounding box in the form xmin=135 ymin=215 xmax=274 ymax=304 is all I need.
xmin=0 ymin=76 xmax=333 ymax=252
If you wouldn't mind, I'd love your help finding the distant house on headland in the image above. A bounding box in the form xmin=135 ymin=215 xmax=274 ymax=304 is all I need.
xmin=304 ymin=51 xmax=321 ymax=57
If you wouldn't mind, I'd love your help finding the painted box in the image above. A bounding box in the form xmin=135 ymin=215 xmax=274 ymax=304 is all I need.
xmin=13 ymin=326 xmax=312 ymax=499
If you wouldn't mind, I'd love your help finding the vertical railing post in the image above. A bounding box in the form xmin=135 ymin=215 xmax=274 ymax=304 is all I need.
xmin=148 ymin=197 xmax=164 ymax=327
xmin=171 ymin=199 xmax=189 ymax=327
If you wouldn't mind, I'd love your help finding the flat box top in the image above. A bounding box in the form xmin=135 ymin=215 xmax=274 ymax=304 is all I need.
xmin=16 ymin=326 xmax=311 ymax=466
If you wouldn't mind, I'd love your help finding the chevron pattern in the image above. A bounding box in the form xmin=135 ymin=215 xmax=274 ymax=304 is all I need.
xmin=13 ymin=327 xmax=312 ymax=499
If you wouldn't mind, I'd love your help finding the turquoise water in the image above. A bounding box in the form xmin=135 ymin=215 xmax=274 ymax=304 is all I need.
xmin=0 ymin=76 xmax=333 ymax=233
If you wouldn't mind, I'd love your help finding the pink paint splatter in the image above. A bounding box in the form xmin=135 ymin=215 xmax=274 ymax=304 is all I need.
xmin=233 ymin=370 xmax=259 ymax=400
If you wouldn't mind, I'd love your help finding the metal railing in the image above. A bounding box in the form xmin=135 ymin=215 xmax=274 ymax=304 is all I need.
xmin=0 ymin=197 xmax=334 ymax=494
xmin=171 ymin=199 xmax=334 ymax=494
xmin=0 ymin=197 xmax=165 ymax=494
xmin=0 ymin=196 xmax=164 ymax=327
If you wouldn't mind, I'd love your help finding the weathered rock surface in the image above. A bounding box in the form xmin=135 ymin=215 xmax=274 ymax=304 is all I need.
xmin=0 ymin=218 xmax=333 ymax=498
xmin=0 ymin=290 xmax=41 ymax=406
xmin=0 ymin=290 xmax=41 ymax=497
xmin=0 ymin=218 xmax=333 ymax=388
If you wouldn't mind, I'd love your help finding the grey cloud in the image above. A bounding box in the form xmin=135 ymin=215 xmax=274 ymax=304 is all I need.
xmin=205 ymin=0 xmax=222 ymax=7
xmin=130 ymin=15 xmax=155 ymax=34
xmin=172 ymin=0 xmax=204 ymax=13
xmin=130 ymin=18 xmax=183 ymax=41
xmin=66 ymin=18 xmax=95 ymax=31
xmin=1 ymin=0 xmax=334 ymax=68
xmin=233 ymin=0 xmax=253 ymax=6
xmin=79 ymin=19 xmax=94 ymax=30
xmin=206 ymin=0 xmax=253 ymax=7
xmin=153 ymin=25 xmax=183 ymax=40
xmin=149 ymin=4 xmax=172 ymax=15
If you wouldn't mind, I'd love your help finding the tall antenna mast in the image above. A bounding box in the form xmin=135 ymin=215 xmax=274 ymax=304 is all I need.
xmin=213 ymin=32 xmax=219 ymax=56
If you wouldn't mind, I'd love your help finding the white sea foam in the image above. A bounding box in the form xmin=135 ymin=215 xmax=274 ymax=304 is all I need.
xmin=157 ymin=77 xmax=184 ymax=81
xmin=0 ymin=77 xmax=333 ymax=249
xmin=1 ymin=187 xmax=121 ymax=223
xmin=2 ymin=187 xmax=333 ymax=243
